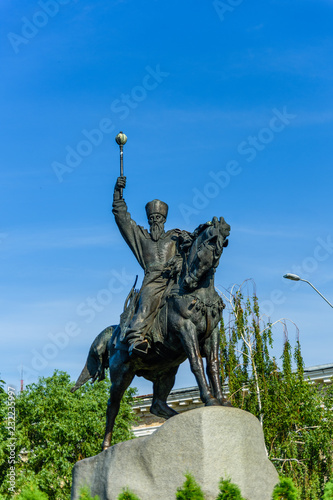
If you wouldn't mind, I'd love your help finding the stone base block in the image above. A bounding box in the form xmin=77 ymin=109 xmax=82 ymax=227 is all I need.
xmin=71 ymin=407 xmax=278 ymax=500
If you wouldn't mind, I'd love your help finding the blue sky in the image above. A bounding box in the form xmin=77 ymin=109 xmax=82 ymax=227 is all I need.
xmin=1 ymin=0 xmax=333 ymax=395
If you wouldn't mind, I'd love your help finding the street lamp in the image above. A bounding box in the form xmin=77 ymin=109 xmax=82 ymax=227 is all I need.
xmin=283 ymin=273 xmax=333 ymax=308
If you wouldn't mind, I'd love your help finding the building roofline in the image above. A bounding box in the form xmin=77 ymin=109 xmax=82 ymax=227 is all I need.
xmin=134 ymin=363 xmax=333 ymax=401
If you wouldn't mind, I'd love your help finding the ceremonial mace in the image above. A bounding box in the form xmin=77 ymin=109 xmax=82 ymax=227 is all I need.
xmin=115 ymin=131 xmax=127 ymax=199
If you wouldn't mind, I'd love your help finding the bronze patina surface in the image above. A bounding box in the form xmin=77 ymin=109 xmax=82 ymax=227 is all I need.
xmin=72 ymin=134 xmax=231 ymax=449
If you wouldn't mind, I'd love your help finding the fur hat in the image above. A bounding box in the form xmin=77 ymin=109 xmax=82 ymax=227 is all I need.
xmin=145 ymin=199 xmax=168 ymax=219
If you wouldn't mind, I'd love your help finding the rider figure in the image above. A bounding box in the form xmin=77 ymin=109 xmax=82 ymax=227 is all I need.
xmin=112 ymin=176 xmax=192 ymax=357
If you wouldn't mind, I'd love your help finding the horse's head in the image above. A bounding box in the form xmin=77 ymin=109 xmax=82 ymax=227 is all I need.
xmin=182 ymin=216 xmax=230 ymax=292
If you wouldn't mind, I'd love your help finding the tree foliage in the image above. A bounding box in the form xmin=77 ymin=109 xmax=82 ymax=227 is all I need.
xmin=220 ymin=282 xmax=333 ymax=499
xmin=0 ymin=370 xmax=137 ymax=500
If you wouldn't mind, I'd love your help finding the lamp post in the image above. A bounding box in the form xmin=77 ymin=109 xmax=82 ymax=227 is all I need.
xmin=283 ymin=273 xmax=333 ymax=308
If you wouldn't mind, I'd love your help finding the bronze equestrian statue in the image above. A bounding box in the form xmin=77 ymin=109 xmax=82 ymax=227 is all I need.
xmin=113 ymin=175 xmax=194 ymax=357
xmin=72 ymin=171 xmax=231 ymax=450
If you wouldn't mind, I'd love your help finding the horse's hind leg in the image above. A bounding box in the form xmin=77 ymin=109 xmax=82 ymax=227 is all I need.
xmin=102 ymin=353 xmax=134 ymax=450
xmin=150 ymin=366 xmax=179 ymax=420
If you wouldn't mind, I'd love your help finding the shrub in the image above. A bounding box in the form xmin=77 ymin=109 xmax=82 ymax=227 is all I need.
xmin=323 ymin=481 xmax=333 ymax=500
xmin=272 ymin=477 xmax=300 ymax=500
xmin=117 ymin=488 xmax=142 ymax=500
xmin=216 ymin=477 xmax=245 ymax=500
xmin=78 ymin=486 xmax=100 ymax=500
xmin=17 ymin=483 xmax=49 ymax=500
xmin=176 ymin=473 xmax=205 ymax=500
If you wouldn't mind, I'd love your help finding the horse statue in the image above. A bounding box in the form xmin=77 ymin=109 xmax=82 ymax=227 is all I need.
xmin=71 ymin=216 xmax=231 ymax=450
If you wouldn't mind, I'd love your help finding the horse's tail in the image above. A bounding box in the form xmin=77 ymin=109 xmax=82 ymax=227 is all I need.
xmin=70 ymin=325 xmax=116 ymax=393
xmin=70 ymin=361 xmax=91 ymax=393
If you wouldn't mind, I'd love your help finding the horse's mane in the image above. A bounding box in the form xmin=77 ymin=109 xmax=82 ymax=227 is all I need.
xmin=192 ymin=221 xmax=214 ymax=240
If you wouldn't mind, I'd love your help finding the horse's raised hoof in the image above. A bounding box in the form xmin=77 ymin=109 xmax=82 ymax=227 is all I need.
xmin=150 ymin=400 xmax=179 ymax=420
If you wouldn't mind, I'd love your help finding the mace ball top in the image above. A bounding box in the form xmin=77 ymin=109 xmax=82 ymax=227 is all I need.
xmin=115 ymin=132 xmax=127 ymax=146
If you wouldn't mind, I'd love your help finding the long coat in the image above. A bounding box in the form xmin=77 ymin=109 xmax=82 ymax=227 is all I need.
xmin=112 ymin=197 xmax=191 ymax=340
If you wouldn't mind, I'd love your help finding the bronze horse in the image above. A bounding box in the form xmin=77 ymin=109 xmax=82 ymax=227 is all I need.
xmin=71 ymin=216 xmax=231 ymax=449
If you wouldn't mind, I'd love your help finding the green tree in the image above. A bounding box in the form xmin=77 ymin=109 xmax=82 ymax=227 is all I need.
xmin=0 ymin=370 xmax=137 ymax=500
xmin=176 ymin=473 xmax=205 ymax=500
xmin=220 ymin=282 xmax=333 ymax=500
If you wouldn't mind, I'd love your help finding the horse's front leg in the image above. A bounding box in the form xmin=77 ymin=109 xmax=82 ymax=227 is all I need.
xmin=180 ymin=322 xmax=219 ymax=406
xmin=150 ymin=366 xmax=179 ymax=419
xmin=202 ymin=326 xmax=231 ymax=406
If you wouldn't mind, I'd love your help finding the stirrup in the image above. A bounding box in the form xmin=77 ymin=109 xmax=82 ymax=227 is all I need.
xmin=129 ymin=339 xmax=149 ymax=356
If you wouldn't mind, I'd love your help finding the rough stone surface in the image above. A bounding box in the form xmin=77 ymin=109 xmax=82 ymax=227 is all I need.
xmin=71 ymin=407 xmax=278 ymax=500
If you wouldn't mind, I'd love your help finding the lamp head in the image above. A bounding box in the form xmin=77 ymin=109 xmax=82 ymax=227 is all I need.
xmin=283 ymin=273 xmax=301 ymax=281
